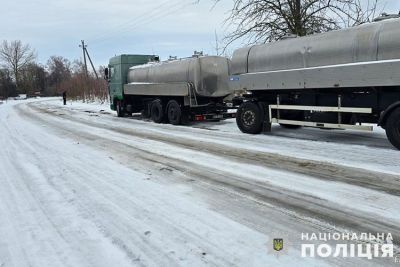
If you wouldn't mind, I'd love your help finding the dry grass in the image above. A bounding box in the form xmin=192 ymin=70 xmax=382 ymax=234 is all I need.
xmin=58 ymin=74 xmax=108 ymax=103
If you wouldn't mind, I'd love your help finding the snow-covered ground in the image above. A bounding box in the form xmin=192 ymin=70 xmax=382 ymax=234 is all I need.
xmin=0 ymin=98 xmax=399 ymax=267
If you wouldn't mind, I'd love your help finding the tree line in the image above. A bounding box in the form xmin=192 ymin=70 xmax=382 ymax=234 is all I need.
xmin=0 ymin=40 xmax=107 ymax=102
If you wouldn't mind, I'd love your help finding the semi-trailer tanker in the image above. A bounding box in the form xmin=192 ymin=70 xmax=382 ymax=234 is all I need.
xmin=105 ymin=54 xmax=234 ymax=125
xmin=231 ymin=17 xmax=400 ymax=150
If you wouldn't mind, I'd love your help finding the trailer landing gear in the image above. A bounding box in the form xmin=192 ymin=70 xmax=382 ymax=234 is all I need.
xmin=385 ymin=107 xmax=400 ymax=150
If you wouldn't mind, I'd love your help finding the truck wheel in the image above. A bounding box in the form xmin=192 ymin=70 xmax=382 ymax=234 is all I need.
xmin=151 ymin=99 xmax=164 ymax=123
xmin=116 ymin=101 xmax=124 ymax=117
xmin=236 ymin=101 xmax=263 ymax=134
xmin=167 ymin=100 xmax=182 ymax=125
xmin=385 ymin=107 xmax=400 ymax=150
xmin=141 ymin=102 xmax=151 ymax=119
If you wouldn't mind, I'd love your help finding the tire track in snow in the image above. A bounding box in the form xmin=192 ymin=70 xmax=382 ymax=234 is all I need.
xmin=17 ymin=102 xmax=400 ymax=247
xmin=28 ymin=102 xmax=400 ymax=197
xmin=0 ymin=103 xmax=135 ymax=267
xmin=5 ymin=103 xmax=294 ymax=267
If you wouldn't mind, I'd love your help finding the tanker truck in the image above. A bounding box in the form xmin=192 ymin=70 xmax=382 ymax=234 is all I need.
xmin=105 ymin=54 xmax=235 ymax=125
xmin=231 ymin=17 xmax=400 ymax=150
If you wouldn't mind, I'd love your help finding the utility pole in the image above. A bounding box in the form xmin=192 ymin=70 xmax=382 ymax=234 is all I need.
xmin=79 ymin=40 xmax=88 ymax=76
xmin=79 ymin=40 xmax=99 ymax=79
xmin=215 ymin=29 xmax=219 ymax=56
xmin=84 ymin=46 xmax=99 ymax=79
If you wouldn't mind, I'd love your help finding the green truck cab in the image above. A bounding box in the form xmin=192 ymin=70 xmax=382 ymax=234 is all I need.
xmin=106 ymin=54 xmax=158 ymax=111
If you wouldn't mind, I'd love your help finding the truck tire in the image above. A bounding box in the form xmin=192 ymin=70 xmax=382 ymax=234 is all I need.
xmin=167 ymin=100 xmax=182 ymax=125
xmin=141 ymin=102 xmax=151 ymax=119
xmin=151 ymin=99 xmax=164 ymax=123
xmin=236 ymin=101 xmax=263 ymax=134
xmin=116 ymin=100 xmax=124 ymax=117
xmin=385 ymin=107 xmax=400 ymax=150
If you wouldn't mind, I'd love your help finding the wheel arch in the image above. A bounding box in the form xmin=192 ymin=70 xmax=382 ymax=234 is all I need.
xmin=378 ymin=101 xmax=400 ymax=128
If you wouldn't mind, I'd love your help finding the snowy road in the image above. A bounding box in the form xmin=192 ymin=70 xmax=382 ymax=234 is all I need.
xmin=0 ymin=98 xmax=399 ymax=266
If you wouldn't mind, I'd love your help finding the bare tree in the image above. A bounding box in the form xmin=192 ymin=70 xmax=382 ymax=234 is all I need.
xmin=46 ymin=56 xmax=71 ymax=95
xmin=214 ymin=0 xmax=381 ymax=50
xmin=19 ymin=63 xmax=46 ymax=96
xmin=0 ymin=40 xmax=36 ymax=90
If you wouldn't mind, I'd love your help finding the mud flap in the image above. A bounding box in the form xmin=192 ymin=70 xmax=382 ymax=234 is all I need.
xmin=259 ymin=102 xmax=272 ymax=133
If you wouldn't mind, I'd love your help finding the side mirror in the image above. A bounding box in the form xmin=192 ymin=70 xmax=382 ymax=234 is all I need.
xmin=104 ymin=68 xmax=109 ymax=80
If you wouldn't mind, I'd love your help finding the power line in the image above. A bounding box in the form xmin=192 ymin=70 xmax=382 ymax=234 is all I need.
xmin=88 ymin=0 xmax=174 ymax=43
xmin=83 ymin=0 xmax=200 ymax=64
xmin=88 ymin=0 xmax=187 ymax=44
xmin=124 ymin=2 xmax=194 ymax=33
xmin=90 ymin=1 xmax=188 ymax=45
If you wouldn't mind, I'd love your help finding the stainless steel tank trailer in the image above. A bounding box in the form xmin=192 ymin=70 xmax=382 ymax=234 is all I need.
xmin=105 ymin=53 xmax=235 ymax=125
xmin=230 ymin=17 xmax=400 ymax=150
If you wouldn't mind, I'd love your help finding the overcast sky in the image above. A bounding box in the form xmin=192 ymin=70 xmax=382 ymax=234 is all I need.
xmin=1 ymin=0 xmax=400 ymax=68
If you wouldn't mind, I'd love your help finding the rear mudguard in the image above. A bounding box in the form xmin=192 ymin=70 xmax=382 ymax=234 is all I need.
xmin=378 ymin=101 xmax=400 ymax=129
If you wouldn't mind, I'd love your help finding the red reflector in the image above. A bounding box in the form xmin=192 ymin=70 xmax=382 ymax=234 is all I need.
xmin=195 ymin=115 xmax=205 ymax=121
